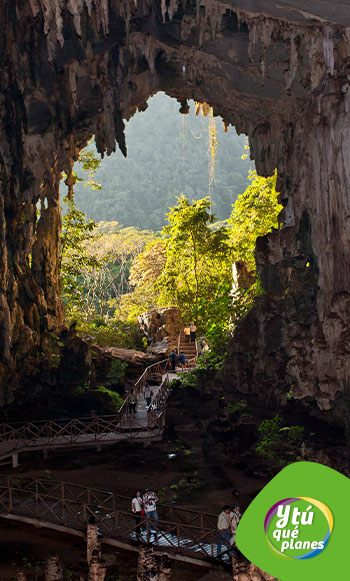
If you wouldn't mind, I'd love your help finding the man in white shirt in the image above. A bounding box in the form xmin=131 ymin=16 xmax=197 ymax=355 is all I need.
xmin=131 ymin=491 xmax=143 ymax=536
xmin=143 ymin=489 xmax=159 ymax=532
xmin=217 ymin=505 xmax=232 ymax=556
xmin=190 ymin=322 xmax=197 ymax=343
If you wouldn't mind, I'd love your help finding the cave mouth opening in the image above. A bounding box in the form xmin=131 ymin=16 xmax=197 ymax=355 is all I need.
xmin=69 ymin=92 xmax=253 ymax=221
xmin=1 ymin=0 xmax=349 ymax=501
xmin=57 ymin=91 xmax=282 ymax=357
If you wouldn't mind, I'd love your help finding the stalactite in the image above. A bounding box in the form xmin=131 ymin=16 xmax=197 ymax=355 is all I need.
xmin=322 ymin=26 xmax=335 ymax=75
xmin=284 ymin=33 xmax=299 ymax=92
xmin=168 ymin=0 xmax=180 ymax=21
xmin=67 ymin=0 xmax=84 ymax=36
xmin=29 ymin=0 xmax=41 ymax=18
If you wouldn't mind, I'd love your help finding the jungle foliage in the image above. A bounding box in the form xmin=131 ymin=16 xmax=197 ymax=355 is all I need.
xmin=60 ymin=121 xmax=281 ymax=353
xmin=229 ymin=169 xmax=282 ymax=273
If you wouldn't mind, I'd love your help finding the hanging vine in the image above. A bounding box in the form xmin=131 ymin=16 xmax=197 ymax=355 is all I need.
xmin=208 ymin=107 xmax=218 ymax=210
xmin=193 ymin=101 xmax=218 ymax=210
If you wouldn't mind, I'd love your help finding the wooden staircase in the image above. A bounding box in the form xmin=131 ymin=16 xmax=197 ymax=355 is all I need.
xmin=177 ymin=331 xmax=198 ymax=367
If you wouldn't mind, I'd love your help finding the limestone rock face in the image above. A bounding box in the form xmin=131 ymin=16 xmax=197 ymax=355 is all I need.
xmin=232 ymin=261 xmax=255 ymax=291
xmin=0 ymin=1 xmax=350 ymax=422
xmin=138 ymin=307 xmax=183 ymax=345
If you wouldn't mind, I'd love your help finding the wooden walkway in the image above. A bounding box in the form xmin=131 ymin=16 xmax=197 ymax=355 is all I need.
xmin=0 ymin=342 xmax=197 ymax=467
xmin=122 ymin=370 xmax=178 ymax=430
xmin=0 ymin=476 xmax=233 ymax=567
xmin=0 ymin=340 xmax=233 ymax=568
xmin=0 ymin=359 xmax=174 ymax=466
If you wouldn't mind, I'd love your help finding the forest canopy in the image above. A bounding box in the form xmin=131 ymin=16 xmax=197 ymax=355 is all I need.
xmin=72 ymin=93 xmax=251 ymax=230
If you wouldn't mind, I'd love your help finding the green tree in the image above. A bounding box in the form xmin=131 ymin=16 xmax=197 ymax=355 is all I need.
xmin=118 ymin=239 xmax=167 ymax=321
xmin=60 ymin=142 xmax=103 ymax=317
xmin=60 ymin=198 xmax=100 ymax=316
xmin=158 ymin=195 xmax=233 ymax=331
xmin=228 ymin=170 xmax=282 ymax=273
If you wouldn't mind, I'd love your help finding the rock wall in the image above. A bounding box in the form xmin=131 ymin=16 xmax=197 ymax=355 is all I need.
xmin=1 ymin=1 xmax=350 ymax=422
xmin=138 ymin=307 xmax=183 ymax=344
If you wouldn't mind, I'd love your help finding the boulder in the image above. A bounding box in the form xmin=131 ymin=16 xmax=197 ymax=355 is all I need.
xmin=91 ymin=346 xmax=163 ymax=385
xmin=138 ymin=307 xmax=183 ymax=345
xmin=148 ymin=338 xmax=171 ymax=357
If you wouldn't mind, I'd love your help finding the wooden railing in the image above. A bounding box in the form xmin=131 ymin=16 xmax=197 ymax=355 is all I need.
xmin=187 ymin=339 xmax=198 ymax=368
xmin=134 ymin=358 xmax=170 ymax=396
xmin=0 ymin=358 xmax=172 ymax=463
xmin=0 ymin=352 xmax=198 ymax=465
xmin=0 ymin=411 xmax=165 ymax=457
xmin=0 ymin=476 xmax=230 ymax=562
xmin=148 ymin=375 xmax=170 ymax=416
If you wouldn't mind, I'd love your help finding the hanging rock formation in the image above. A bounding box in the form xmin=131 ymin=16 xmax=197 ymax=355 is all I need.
xmin=0 ymin=1 xmax=350 ymax=425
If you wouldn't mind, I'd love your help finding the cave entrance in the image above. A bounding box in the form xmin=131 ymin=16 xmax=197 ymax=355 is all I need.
xmin=71 ymin=92 xmax=252 ymax=231
xmin=3 ymin=0 xmax=349 ymax=417
xmin=59 ymin=91 xmax=279 ymax=357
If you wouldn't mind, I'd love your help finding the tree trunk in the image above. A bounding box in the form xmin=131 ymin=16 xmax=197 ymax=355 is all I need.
xmin=137 ymin=547 xmax=159 ymax=581
xmin=45 ymin=553 xmax=63 ymax=581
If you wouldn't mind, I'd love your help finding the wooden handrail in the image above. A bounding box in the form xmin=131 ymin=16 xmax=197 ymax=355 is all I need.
xmin=0 ymin=476 xmax=228 ymax=562
xmin=134 ymin=358 xmax=170 ymax=395
xmin=0 ymin=349 xmax=199 ymax=464
xmin=0 ymin=476 xmax=217 ymax=520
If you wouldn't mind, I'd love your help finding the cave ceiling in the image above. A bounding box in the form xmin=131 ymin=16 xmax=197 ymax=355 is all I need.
xmin=0 ymin=1 xmax=350 ymax=423
xmin=229 ymin=1 xmax=350 ymax=26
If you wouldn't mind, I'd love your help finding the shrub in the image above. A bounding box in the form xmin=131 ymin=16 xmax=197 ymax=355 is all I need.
xmin=256 ymin=415 xmax=305 ymax=466
xmin=97 ymin=386 xmax=124 ymax=412
xmin=106 ymin=359 xmax=128 ymax=385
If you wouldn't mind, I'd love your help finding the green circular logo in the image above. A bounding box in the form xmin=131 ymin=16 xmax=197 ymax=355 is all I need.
xmin=264 ymin=497 xmax=333 ymax=559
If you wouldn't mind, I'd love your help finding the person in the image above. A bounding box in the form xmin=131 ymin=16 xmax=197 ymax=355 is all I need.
xmin=184 ymin=324 xmax=191 ymax=343
xmin=143 ymin=489 xmax=159 ymax=532
xmin=189 ymin=322 xmax=197 ymax=343
xmin=178 ymin=351 xmax=186 ymax=371
xmin=144 ymin=383 xmax=152 ymax=408
xmin=131 ymin=491 xmax=144 ymax=536
xmin=217 ymin=505 xmax=232 ymax=556
xmin=129 ymin=389 xmax=137 ymax=415
xmin=169 ymin=349 xmax=177 ymax=371
xmin=229 ymin=502 xmax=242 ymax=546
